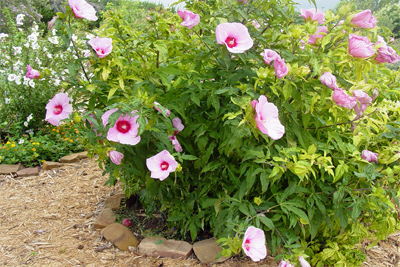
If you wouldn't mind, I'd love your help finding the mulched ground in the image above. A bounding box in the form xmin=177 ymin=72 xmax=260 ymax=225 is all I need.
xmin=0 ymin=157 xmax=397 ymax=266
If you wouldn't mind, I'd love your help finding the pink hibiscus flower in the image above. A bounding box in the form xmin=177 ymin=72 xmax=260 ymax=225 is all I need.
xmin=320 ymin=72 xmax=339 ymax=90
xmin=146 ymin=150 xmax=178 ymax=180
xmin=299 ymin=8 xmax=325 ymax=24
xmin=350 ymin=9 xmax=377 ymax=29
xmin=68 ymin=0 xmax=98 ymax=21
xmin=102 ymin=109 xmax=141 ymax=145
xmin=348 ymin=34 xmax=374 ymax=58
xmin=109 ymin=150 xmax=124 ymax=165
xmin=177 ymin=10 xmax=200 ymax=29
xmin=361 ymin=149 xmax=378 ymax=163
xmin=252 ymin=95 xmax=285 ymax=140
xmin=298 ymin=256 xmax=312 ymax=267
xmin=278 ymin=260 xmax=294 ymax=267
xmin=308 ymin=26 xmax=328 ymax=45
xmin=274 ymin=58 xmax=289 ymax=79
xmin=352 ymin=90 xmax=372 ymax=117
xmin=45 ymin=93 xmax=73 ymax=126
xmin=261 ymin=49 xmax=281 ymax=65
xmin=332 ymin=88 xmax=357 ymax=109
xmin=88 ymin=37 xmax=113 ymax=58
xmin=26 ymin=65 xmax=40 ymax=79
xmin=242 ymin=226 xmax=267 ymax=262
xmin=169 ymin=135 xmax=183 ymax=152
xmin=215 ymin=22 xmax=253 ymax=53
xmin=172 ymin=117 xmax=184 ymax=132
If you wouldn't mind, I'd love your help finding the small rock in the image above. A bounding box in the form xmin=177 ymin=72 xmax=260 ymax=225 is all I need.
xmin=17 ymin=167 xmax=39 ymax=177
xmin=0 ymin=164 xmax=20 ymax=174
xmin=42 ymin=161 xmax=63 ymax=170
xmin=138 ymin=237 xmax=192 ymax=259
xmin=94 ymin=208 xmax=116 ymax=229
xmin=101 ymin=223 xmax=139 ymax=251
xmin=104 ymin=193 xmax=125 ymax=210
xmin=193 ymin=238 xmax=229 ymax=264
xmin=59 ymin=151 xmax=88 ymax=163
xmin=77 ymin=244 xmax=84 ymax=249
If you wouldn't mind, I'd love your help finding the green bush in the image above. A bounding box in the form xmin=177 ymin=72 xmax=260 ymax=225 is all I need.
xmin=47 ymin=0 xmax=400 ymax=266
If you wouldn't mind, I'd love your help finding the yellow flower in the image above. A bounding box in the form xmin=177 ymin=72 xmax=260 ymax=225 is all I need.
xmin=35 ymin=142 xmax=40 ymax=145
xmin=56 ymin=130 xmax=59 ymax=133
xmin=75 ymin=130 xmax=79 ymax=134
xmin=2 ymin=146 xmax=5 ymax=149
xmin=6 ymin=141 xmax=10 ymax=144
xmin=42 ymin=159 xmax=45 ymax=163
xmin=52 ymin=128 xmax=56 ymax=131
xmin=61 ymin=132 xmax=65 ymax=135
xmin=253 ymin=197 xmax=263 ymax=206
xmin=32 ymin=148 xmax=36 ymax=152
xmin=69 ymin=139 xmax=73 ymax=142
xmin=11 ymin=144 xmax=15 ymax=148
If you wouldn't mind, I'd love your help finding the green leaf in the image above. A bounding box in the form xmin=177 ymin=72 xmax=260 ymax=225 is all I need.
xmin=180 ymin=154 xmax=198 ymax=160
xmin=259 ymin=216 xmax=275 ymax=230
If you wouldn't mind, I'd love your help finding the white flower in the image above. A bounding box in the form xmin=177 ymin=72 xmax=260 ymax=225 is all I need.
xmin=23 ymin=76 xmax=30 ymax=85
xmin=26 ymin=129 xmax=33 ymax=135
xmin=48 ymin=36 xmax=58 ymax=44
xmin=13 ymin=46 xmax=22 ymax=54
xmin=15 ymin=75 xmax=21 ymax=85
xmin=27 ymin=114 xmax=33 ymax=122
xmin=29 ymin=79 xmax=35 ymax=88
xmin=43 ymin=47 xmax=47 ymax=52
xmin=18 ymin=138 xmax=25 ymax=144
xmin=23 ymin=122 xmax=28 ymax=127
xmin=24 ymin=42 xmax=29 ymax=48
xmin=4 ymin=98 xmax=10 ymax=104
xmin=72 ymin=34 xmax=78 ymax=41
xmin=54 ymin=79 xmax=61 ymax=86
xmin=27 ymin=33 xmax=38 ymax=42
xmin=32 ymin=43 xmax=40 ymax=50
xmin=51 ymin=28 xmax=57 ymax=35
xmin=47 ymin=53 xmax=52 ymax=58
xmin=7 ymin=74 xmax=16 ymax=81
xmin=0 ymin=33 xmax=8 ymax=39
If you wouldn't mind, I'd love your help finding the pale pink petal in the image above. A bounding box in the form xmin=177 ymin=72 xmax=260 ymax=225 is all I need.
xmin=172 ymin=117 xmax=184 ymax=132
xmin=68 ymin=0 xmax=98 ymax=21
xmin=298 ymin=256 xmax=311 ymax=267
xmin=350 ymin=9 xmax=377 ymax=28
xmin=109 ymin=150 xmax=124 ymax=165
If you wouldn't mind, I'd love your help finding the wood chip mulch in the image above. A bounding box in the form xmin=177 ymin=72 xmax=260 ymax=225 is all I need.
xmin=0 ymin=158 xmax=397 ymax=266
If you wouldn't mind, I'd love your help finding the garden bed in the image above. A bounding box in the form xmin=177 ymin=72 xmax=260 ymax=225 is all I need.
xmin=0 ymin=157 xmax=398 ymax=266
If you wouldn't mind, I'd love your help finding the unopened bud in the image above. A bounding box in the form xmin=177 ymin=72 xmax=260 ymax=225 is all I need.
xmin=47 ymin=16 xmax=58 ymax=30
xmin=371 ymin=88 xmax=379 ymax=101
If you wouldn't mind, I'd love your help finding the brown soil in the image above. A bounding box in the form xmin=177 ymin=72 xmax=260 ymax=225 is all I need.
xmin=0 ymin=158 xmax=397 ymax=267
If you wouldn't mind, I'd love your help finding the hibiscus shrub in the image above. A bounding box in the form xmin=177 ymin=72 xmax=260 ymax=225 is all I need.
xmin=49 ymin=0 xmax=400 ymax=266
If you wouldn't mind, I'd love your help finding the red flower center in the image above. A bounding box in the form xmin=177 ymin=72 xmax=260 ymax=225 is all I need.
xmin=116 ymin=120 xmax=131 ymax=133
xmin=244 ymin=239 xmax=251 ymax=251
xmin=53 ymin=105 xmax=63 ymax=115
xmin=225 ymin=37 xmax=237 ymax=48
xmin=96 ymin=48 xmax=104 ymax=54
xmin=160 ymin=161 xmax=169 ymax=171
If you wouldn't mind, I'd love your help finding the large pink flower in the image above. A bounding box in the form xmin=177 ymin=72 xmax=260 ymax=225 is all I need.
xmin=26 ymin=65 xmax=40 ymax=79
xmin=278 ymin=260 xmax=294 ymax=267
xmin=215 ymin=23 xmax=253 ymax=53
xmin=242 ymin=226 xmax=267 ymax=262
xmin=375 ymin=45 xmax=400 ymax=64
xmin=109 ymin=150 xmax=124 ymax=165
xmin=299 ymin=8 xmax=324 ymax=24
xmin=172 ymin=117 xmax=184 ymax=132
xmin=361 ymin=150 xmax=378 ymax=163
xmin=88 ymin=37 xmax=112 ymax=58
xmin=146 ymin=150 xmax=178 ymax=180
xmin=68 ymin=0 xmax=98 ymax=21
xmin=102 ymin=109 xmax=141 ymax=145
xmin=350 ymin=9 xmax=377 ymax=28
xmin=253 ymin=95 xmax=285 ymax=140
xmin=352 ymin=90 xmax=372 ymax=117
xmin=298 ymin=256 xmax=311 ymax=267
xmin=308 ymin=26 xmax=328 ymax=45
xmin=45 ymin=93 xmax=73 ymax=126
xmin=177 ymin=10 xmax=200 ymax=29
xmin=332 ymin=88 xmax=357 ymax=109
xmin=320 ymin=72 xmax=339 ymax=90
xmin=348 ymin=34 xmax=374 ymax=58
xmin=274 ymin=58 xmax=289 ymax=79
xmin=261 ymin=49 xmax=281 ymax=65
